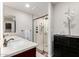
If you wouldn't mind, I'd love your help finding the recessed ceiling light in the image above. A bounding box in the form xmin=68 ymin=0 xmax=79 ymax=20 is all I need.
xmin=25 ymin=4 xmax=30 ymax=8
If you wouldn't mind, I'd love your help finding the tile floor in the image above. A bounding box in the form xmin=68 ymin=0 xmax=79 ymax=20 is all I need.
xmin=36 ymin=51 xmax=45 ymax=57
xmin=36 ymin=51 xmax=48 ymax=57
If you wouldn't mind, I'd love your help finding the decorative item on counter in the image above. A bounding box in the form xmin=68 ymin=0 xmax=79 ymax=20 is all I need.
xmin=64 ymin=8 xmax=76 ymax=35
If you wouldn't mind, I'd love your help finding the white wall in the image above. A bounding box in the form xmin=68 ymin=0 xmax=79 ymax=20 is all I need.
xmin=0 ymin=2 xmax=3 ymax=49
xmin=3 ymin=6 xmax=33 ymax=41
xmin=48 ymin=3 xmax=54 ymax=57
xmin=49 ymin=2 xmax=79 ymax=56
xmin=53 ymin=2 xmax=79 ymax=36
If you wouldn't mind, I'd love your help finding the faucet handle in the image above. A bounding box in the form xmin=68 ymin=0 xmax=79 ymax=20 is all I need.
xmin=4 ymin=39 xmax=7 ymax=42
xmin=3 ymin=39 xmax=7 ymax=47
xmin=10 ymin=38 xmax=14 ymax=40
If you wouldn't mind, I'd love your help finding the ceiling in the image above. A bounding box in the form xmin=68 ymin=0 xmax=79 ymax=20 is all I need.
xmin=4 ymin=2 xmax=48 ymax=17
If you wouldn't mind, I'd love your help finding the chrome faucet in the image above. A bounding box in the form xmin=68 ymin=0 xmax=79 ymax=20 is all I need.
xmin=3 ymin=38 xmax=14 ymax=47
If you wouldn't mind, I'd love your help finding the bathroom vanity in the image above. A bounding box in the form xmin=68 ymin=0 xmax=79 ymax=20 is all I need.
xmin=54 ymin=34 xmax=79 ymax=57
xmin=13 ymin=48 xmax=36 ymax=57
xmin=1 ymin=36 xmax=37 ymax=57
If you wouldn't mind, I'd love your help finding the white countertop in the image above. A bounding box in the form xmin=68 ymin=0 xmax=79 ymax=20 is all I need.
xmin=1 ymin=36 xmax=38 ymax=57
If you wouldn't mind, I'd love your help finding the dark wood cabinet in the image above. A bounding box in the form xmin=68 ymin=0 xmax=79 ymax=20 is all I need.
xmin=54 ymin=35 xmax=79 ymax=57
xmin=13 ymin=48 xmax=36 ymax=57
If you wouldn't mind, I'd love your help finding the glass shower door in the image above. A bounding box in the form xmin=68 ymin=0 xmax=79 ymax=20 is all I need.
xmin=34 ymin=15 xmax=48 ymax=53
xmin=34 ymin=18 xmax=44 ymax=52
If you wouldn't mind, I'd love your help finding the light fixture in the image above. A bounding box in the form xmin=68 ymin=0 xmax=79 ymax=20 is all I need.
xmin=25 ymin=4 xmax=30 ymax=8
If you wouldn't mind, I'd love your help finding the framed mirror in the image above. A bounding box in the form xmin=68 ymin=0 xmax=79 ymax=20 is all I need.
xmin=3 ymin=16 xmax=16 ymax=33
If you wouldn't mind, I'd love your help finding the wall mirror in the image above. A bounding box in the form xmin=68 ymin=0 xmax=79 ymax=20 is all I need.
xmin=3 ymin=15 xmax=16 ymax=33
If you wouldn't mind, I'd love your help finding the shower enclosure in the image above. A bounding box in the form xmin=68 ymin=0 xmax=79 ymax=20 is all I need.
xmin=34 ymin=15 xmax=48 ymax=53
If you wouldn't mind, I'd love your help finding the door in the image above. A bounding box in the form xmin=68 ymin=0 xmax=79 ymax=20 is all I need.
xmin=34 ymin=18 xmax=44 ymax=51
xmin=34 ymin=16 xmax=48 ymax=53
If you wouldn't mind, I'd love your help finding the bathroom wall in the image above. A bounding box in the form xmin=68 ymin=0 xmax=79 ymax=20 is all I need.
xmin=49 ymin=2 xmax=79 ymax=57
xmin=53 ymin=2 xmax=79 ymax=36
xmin=48 ymin=3 xmax=54 ymax=56
xmin=0 ymin=2 xmax=3 ymax=48
xmin=3 ymin=6 xmax=33 ymax=41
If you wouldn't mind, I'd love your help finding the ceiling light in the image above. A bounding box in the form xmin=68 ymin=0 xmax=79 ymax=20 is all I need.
xmin=25 ymin=4 xmax=30 ymax=8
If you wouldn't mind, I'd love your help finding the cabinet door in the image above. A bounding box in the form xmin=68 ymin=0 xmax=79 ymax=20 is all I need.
xmin=13 ymin=48 xmax=36 ymax=57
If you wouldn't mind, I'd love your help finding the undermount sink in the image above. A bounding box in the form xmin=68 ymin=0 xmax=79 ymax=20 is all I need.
xmin=8 ymin=40 xmax=27 ymax=49
xmin=2 ymin=36 xmax=37 ymax=57
xmin=1 ymin=40 xmax=27 ymax=56
xmin=3 ymin=36 xmax=26 ymax=49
